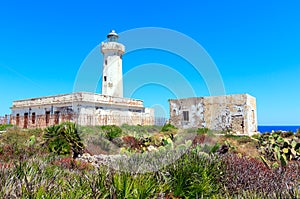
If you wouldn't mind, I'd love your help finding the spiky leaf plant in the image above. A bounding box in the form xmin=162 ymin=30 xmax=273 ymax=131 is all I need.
xmin=43 ymin=122 xmax=84 ymax=157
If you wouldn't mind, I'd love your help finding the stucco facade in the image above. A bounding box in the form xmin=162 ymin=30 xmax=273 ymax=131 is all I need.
xmin=11 ymin=92 xmax=154 ymax=128
xmin=169 ymin=94 xmax=257 ymax=135
xmin=101 ymin=30 xmax=125 ymax=98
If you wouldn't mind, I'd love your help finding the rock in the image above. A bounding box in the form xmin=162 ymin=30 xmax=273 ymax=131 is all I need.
xmin=147 ymin=145 xmax=157 ymax=152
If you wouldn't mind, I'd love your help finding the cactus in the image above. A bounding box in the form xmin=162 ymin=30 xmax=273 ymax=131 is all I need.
xmin=280 ymin=153 xmax=287 ymax=166
xmin=257 ymin=131 xmax=300 ymax=166
xmin=260 ymin=155 xmax=270 ymax=169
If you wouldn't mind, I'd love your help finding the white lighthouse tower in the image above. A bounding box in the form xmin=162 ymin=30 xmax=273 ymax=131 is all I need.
xmin=101 ymin=30 xmax=125 ymax=97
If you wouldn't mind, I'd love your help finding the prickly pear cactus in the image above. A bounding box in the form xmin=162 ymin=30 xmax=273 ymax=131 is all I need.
xmin=257 ymin=131 xmax=300 ymax=166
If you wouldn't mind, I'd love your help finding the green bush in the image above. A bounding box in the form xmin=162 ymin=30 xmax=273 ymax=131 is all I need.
xmin=0 ymin=124 xmax=13 ymax=131
xmin=163 ymin=150 xmax=221 ymax=198
xmin=161 ymin=124 xmax=178 ymax=141
xmin=121 ymin=124 xmax=161 ymax=136
xmin=43 ymin=122 xmax=84 ymax=157
xmin=101 ymin=125 xmax=122 ymax=141
xmin=197 ymin=127 xmax=209 ymax=135
xmin=161 ymin=123 xmax=177 ymax=132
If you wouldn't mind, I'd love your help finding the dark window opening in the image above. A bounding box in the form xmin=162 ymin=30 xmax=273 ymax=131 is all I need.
xmin=54 ymin=111 xmax=60 ymax=124
xmin=105 ymin=59 xmax=107 ymax=65
xmin=24 ymin=113 xmax=28 ymax=129
xmin=45 ymin=111 xmax=50 ymax=126
xmin=173 ymin=109 xmax=176 ymax=116
xmin=16 ymin=114 xmax=20 ymax=126
xmin=129 ymin=109 xmax=142 ymax=113
xmin=32 ymin=112 xmax=36 ymax=124
xmin=120 ymin=55 xmax=123 ymax=59
xmin=183 ymin=111 xmax=189 ymax=121
xmin=104 ymin=76 xmax=107 ymax=81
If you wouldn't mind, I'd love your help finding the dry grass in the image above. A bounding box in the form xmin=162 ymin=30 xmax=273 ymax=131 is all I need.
xmin=218 ymin=135 xmax=260 ymax=158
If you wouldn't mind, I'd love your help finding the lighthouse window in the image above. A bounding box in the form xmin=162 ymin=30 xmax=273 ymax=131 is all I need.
xmin=120 ymin=55 xmax=122 ymax=59
xmin=105 ymin=59 xmax=107 ymax=65
xmin=104 ymin=76 xmax=107 ymax=81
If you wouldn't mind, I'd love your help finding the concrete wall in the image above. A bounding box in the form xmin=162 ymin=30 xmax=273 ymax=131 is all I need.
xmin=169 ymin=94 xmax=257 ymax=135
xmin=11 ymin=92 xmax=144 ymax=109
xmin=10 ymin=92 xmax=154 ymax=128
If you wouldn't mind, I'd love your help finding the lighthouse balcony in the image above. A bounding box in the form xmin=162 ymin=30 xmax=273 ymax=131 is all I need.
xmin=101 ymin=42 xmax=125 ymax=53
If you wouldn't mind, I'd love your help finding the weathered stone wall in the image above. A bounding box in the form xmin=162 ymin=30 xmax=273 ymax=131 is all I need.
xmin=169 ymin=94 xmax=257 ymax=135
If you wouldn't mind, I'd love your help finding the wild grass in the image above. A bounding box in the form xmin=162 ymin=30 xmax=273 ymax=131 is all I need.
xmin=0 ymin=124 xmax=299 ymax=198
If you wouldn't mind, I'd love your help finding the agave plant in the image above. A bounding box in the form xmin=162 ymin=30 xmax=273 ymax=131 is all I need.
xmin=43 ymin=122 xmax=84 ymax=157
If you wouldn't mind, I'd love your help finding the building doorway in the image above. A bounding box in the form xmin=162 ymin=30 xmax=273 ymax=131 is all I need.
xmin=231 ymin=115 xmax=244 ymax=133
xmin=24 ymin=113 xmax=28 ymax=128
xmin=45 ymin=111 xmax=50 ymax=126
xmin=54 ymin=111 xmax=60 ymax=124
xmin=16 ymin=114 xmax=20 ymax=126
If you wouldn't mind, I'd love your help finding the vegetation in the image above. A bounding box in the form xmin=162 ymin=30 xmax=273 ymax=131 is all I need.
xmin=0 ymin=124 xmax=13 ymax=131
xmin=43 ymin=122 xmax=84 ymax=157
xmin=0 ymin=124 xmax=299 ymax=198
xmin=256 ymin=131 xmax=300 ymax=166
xmin=221 ymin=154 xmax=300 ymax=198
xmin=101 ymin=125 xmax=122 ymax=141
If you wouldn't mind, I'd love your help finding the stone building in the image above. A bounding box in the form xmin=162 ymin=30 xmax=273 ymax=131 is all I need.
xmin=169 ymin=94 xmax=257 ymax=135
xmin=10 ymin=30 xmax=155 ymax=128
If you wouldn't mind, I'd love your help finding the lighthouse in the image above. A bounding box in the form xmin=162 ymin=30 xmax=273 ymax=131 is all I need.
xmin=101 ymin=30 xmax=125 ymax=97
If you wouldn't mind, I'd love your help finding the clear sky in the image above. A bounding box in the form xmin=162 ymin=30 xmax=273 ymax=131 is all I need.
xmin=0 ymin=1 xmax=299 ymax=125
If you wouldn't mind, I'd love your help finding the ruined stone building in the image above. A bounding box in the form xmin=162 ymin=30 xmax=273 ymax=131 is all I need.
xmin=169 ymin=94 xmax=257 ymax=135
xmin=10 ymin=30 xmax=154 ymax=128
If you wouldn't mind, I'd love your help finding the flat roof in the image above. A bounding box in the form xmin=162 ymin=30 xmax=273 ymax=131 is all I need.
xmin=168 ymin=93 xmax=255 ymax=101
xmin=11 ymin=92 xmax=144 ymax=109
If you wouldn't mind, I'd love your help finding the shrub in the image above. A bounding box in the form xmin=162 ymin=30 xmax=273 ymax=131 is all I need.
xmin=121 ymin=124 xmax=161 ymax=136
xmin=192 ymin=134 xmax=205 ymax=146
xmin=0 ymin=124 xmax=13 ymax=131
xmin=220 ymin=153 xmax=300 ymax=197
xmin=236 ymin=136 xmax=253 ymax=144
xmin=161 ymin=124 xmax=178 ymax=141
xmin=44 ymin=122 xmax=84 ymax=157
xmin=163 ymin=150 xmax=221 ymax=198
xmin=197 ymin=127 xmax=209 ymax=135
xmin=122 ymin=135 xmax=140 ymax=150
xmin=281 ymin=131 xmax=294 ymax=138
xmin=52 ymin=157 xmax=93 ymax=171
xmin=0 ymin=127 xmax=46 ymax=162
xmin=149 ymin=133 xmax=166 ymax=147
xmin=161 ymin=123 xmax=177 ymax=133
xmin=101 ymin=125 xmax=122 ymax=141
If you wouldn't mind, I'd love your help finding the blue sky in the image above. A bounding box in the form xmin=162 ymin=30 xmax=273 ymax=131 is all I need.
xmin=0 ymin=1 xmax=299 ymax=125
